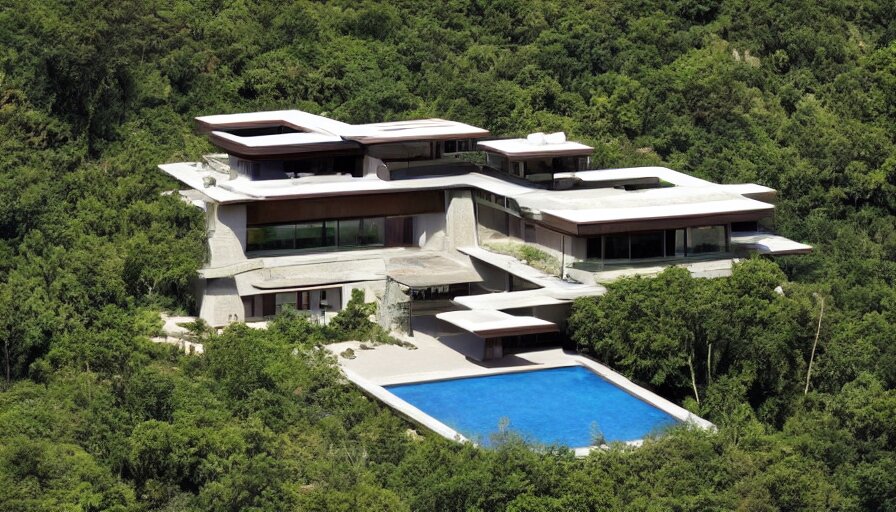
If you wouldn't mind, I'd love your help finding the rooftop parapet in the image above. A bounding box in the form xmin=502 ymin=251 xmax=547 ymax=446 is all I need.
xmin=195 ymin=109 xmax=490 ymax=158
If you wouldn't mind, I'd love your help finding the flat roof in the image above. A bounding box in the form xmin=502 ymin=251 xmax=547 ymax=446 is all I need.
xmin=237 ymin=259 xmax=386 ymax=295
xmin=730 ymin=232 xmax=812 ymax=255
xmin=210 ymin=248 xmax=484 ymax=296
xmin=537 ymin=196 xmax=775 ymax=225
xmin=453 ymin=289 xmax=568 ymax=310
xmin=195 ymin=110 xmax=489 ymax=153
xmin=160 ymin=161 xmax=778 ymax=231
xmin=343 ymin=119 xmax=489 ymax=144
xmin=195 ymin=110 xmax=352 ymax=135
xmin=436 ymin=310 xmax=559 ymax=338
xmin=478 ymin=138 xmax=594 ymax=158
xmin=208 ymin=131 xmax=358 ymax=157
xmin=555 ymin=167 xmax=712 ymax=187
xmin=386 ymin=254 xmax=483 ymax=288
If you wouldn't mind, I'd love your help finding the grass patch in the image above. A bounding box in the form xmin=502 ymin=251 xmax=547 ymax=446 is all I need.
xmin=483 ymin=241 xmax=561 ymax=275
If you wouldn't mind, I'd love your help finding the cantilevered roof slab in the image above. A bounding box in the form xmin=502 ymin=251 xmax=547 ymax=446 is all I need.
xmin=194 ymin=110 xmax=489 ymax=159
xmin=386 ymin=254 xmax=483 ymax=288
xmin=234 ymin=259 xmax=387 ymax=295
xmin=731 ymin=232 xmax=813 ymax=255
xmin=478 ymin=138 xmax=593 ymax=158
xmin=343 ymin=119 xmax=489 ymax=144
xmin=436 ymin=310 xmax=559 ymax=338
xmin=208 ymin=131 xmax=359 ymax=157
xmin=560 ymin=167 xmax=712 ymax=187
xmin=453 ymin=289 xmax=569 ymax=310
xmin=195 ymin=110 xmax=352 ymax=136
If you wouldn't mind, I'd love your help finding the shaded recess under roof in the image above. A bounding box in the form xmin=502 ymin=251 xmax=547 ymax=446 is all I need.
xmin=436 ymin=310 xmax=559 ymax=338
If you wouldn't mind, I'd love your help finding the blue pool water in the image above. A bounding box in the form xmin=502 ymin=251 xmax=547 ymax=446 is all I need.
xmin=386 ymin=366 xmax=679 ymax=447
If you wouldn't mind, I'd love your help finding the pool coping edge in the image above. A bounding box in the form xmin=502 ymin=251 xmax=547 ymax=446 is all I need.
xmin=341 ymin=355 xmax=716 ymax=455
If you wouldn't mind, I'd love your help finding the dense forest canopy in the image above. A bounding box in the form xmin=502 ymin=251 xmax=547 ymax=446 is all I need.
xmin=1 ymin=0 xmax=895 ymax=510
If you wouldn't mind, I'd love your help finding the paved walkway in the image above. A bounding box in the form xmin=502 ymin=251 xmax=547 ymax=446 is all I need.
xmin=326 ymin=315 xmax=578 ymax=386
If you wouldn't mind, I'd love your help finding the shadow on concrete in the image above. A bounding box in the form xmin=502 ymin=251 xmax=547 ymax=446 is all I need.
xmin=411 ymin=315 xmax=463 ymax=336
xmin=463 ymin=354 xmax=542 ymax=369
xmin=438 ymin=333 xmax=484 ymax=360
xmin=410 ymin=314 xmax=551 ymax=370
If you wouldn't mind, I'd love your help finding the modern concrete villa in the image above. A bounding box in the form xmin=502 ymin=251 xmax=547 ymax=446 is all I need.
xmin=160 ymin=109 xmax=810 ymax=449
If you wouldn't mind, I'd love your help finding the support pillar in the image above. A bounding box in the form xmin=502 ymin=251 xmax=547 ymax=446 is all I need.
xmin=484 ymin=337 xmax=504 ymax=360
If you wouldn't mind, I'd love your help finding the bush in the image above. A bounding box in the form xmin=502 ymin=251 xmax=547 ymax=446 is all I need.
xmin=328 ymin=289 xmax=402 ymax=345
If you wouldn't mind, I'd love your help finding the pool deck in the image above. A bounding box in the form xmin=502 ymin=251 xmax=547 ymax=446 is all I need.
xmin=327 ymin=315 xmax=714 ymax=455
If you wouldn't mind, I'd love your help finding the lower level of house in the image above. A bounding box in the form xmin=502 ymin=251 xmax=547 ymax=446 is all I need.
xmin=191 ymin=185 xmax=809 ymax=360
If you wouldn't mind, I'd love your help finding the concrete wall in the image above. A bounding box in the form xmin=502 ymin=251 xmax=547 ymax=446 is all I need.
xmin=444 ymin=190 xmax=477 ymax=249
xmin=533 ymin=225 xmax=564 ymax=261
xmin=470 ymin=259 xmax=510 ymax=293
xmin=532 ymin=303 xmax=573 ymax=334
xmin=342 ymin=281 xmax=386 ymax=308
xmin=199 ymin=277 xmax=244 ymax=326
xmin=365 ymin=156 xmax=387 ymax=178
xmin=206 ymin=203 xmax=247 ymax=268
xmin=414 ymin=212 xmax=446 ymax=249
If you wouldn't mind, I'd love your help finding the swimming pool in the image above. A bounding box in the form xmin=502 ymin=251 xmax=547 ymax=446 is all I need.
xmin=385 ymin=366 xmax=680 ymax=447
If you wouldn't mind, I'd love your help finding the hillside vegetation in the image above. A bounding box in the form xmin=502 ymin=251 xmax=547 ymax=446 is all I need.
xmin=1 ymin=0 xmax=895 ymax=510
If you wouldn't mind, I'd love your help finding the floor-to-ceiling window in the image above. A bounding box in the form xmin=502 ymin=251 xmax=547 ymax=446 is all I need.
xmin=584 ymin=225 xmax=728 ymax=262
xmin=630 ymin=231 xmax=665 ymax=259
xmin=687 ymin=225 xmax=727 ymax=254
xmin=247 ymin=217 xmax=389 ymax=253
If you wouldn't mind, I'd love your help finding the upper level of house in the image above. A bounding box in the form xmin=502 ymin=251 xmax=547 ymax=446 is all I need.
xmin=159 ymin=109 xmax=811 ymax=275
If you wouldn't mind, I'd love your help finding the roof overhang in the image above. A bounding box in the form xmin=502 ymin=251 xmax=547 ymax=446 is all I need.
xmin=537 ymin=200 xmax=776 ymax=236
xmin=194 ymin=110 xmax=352 ymax=136
xmin=436 ymin=310 xmax=559 ymax=338
xmin=453 ymin=290 xmax=569 ymax=310
xmin=478 ymin=139 xmax=594 ymax=158
xmin=343 ymin=119 xmax=490 ymax=144
xmin=208 ymin=131 xmax=361 ymax=158
xmin=731 ymin=232 xmax=813 ymax=255
xmin=233 ymin=259 xmax=387 ymax=296
xmin=386 ymin=254 xmax=483 ymax=288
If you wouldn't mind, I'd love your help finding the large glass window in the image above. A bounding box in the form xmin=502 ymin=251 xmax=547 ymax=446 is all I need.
xmin=359 ymin=217 xmax=384 ymax=245
xmin=338 ymin=218 xmax=384 ymax=247
xmin=731 ymin=221 xmax=759 ymax=233
xmin=665 ymin=229 xmax=685 ymax=257
xmin=688 ymin=225 xmax=727 ymax=254
xmin=592 ymin=226 xmax=727 ymax=262
xmin=586 ymin=237 xmax=601 ymax=259
xmin=521 ymin=156 xmax=589 ymax=177
xmin=525 ymin=158 xmax=553 ymax=175
xmin=553 ymin=156 xmax=588 ymax=172
xmin=485 ymin=153 xmax=509 ymax=173
xmin=247 ymin=225 xmax=295 ymax=252
xmin=295 ymin=221 xmax=336 ymax=250
xmin=368 ymin=142 xmax=433 ymax=161
xmin=248 ymin=217 xmax=386 ymax=253
xmin=338 ymin=219 xmax=360 ymax=247
xmin=443 ymin=139 xmax=475 ymax=153
xmin=275 ymin=292 xmax=297 ymax=313
xmin=283 ymin=155 xmax=362 ymax=177
xmin=630 ymin=231 xmax=665 ymax=259
xmin=604 ymin=233 xmax=629 ymax=259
